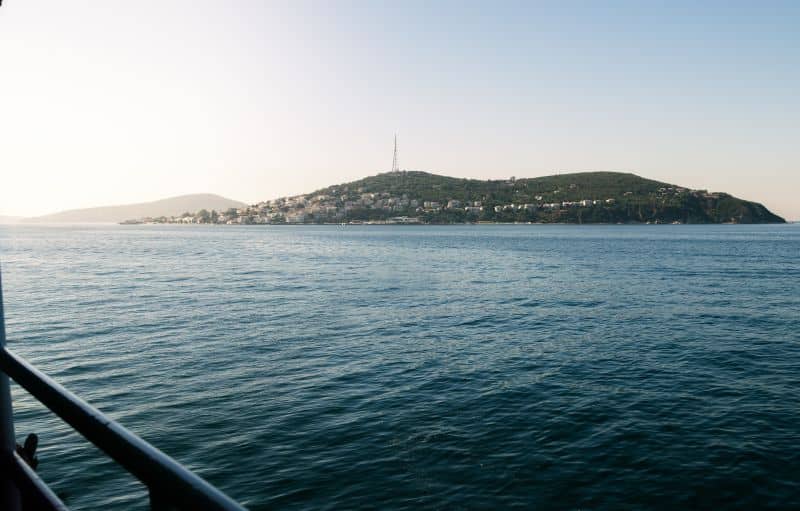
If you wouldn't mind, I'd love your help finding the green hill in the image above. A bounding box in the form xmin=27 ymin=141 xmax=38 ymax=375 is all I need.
xmin=309 ymin=171 xmax=784 ymax=224
xmin=122 ymin=171 xmax=784 ymax=225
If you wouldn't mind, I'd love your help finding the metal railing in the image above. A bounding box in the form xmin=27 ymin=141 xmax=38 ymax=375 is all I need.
xmin=0 ymin=271 xmax=247 ymax=510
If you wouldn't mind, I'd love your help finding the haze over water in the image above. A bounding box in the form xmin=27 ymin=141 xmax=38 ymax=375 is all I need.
xmin=1 ymin=224 xmax=799 ymax=510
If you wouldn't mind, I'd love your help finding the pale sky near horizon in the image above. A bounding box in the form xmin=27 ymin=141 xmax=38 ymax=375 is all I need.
xmin=1 ymin=1 xmax=798 ymax=219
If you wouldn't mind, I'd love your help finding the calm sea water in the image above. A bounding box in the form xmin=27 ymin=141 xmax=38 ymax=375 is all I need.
xmin=1 ymin=224 xmax=799 ymax=510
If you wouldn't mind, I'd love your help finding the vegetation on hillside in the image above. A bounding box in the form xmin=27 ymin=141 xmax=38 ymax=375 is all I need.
xmin=122 ymin=171 xmax=785 ymax=225
xmin=308 ymin=171 xmax=784 ymax=224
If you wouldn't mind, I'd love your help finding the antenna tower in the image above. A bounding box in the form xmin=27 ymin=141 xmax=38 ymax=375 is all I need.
xmin=391 ymin=133 xmax=399 ymax=173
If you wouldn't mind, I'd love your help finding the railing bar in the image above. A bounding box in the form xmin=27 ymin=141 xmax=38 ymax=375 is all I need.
xmin=11 ymin=451 xmax=69 ymax=511
xmin=0 ymin=271 xmax=17 ymax=465
xmin=0 ymin=347 xmax=246 ymax=511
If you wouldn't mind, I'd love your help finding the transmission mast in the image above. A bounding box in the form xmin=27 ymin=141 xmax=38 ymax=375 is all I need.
xmin=391 ymin=133 xmax=399 ymax=173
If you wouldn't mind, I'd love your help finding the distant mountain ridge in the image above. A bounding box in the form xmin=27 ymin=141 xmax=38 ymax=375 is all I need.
xmin=27 ymin=194 xmax=246 ymax=223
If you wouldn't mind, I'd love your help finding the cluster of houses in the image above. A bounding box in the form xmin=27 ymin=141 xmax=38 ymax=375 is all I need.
xmin=244 ymin=191 xmax=423 ymax=224
xmin=126 ymin=182 xmax=713 ymax=225
xmin=134 ymin=191 xmax=622 ymax=225
xmin=131 ymin=191 xmax=424 ymax=224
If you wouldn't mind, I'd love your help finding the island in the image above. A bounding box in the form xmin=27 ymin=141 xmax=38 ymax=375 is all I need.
xmin=121 ymin=171 xmax=786 ymax=225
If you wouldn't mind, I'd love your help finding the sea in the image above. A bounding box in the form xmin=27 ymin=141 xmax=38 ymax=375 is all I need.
xmin=0 ymin=224 xmax=798 ymax=510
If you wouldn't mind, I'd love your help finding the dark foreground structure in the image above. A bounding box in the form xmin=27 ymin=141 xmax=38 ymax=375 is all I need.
xmin=0 ymin=270 xmax=246 ymax=510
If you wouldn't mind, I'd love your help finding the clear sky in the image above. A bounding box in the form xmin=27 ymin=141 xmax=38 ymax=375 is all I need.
xmin=1 ymin=1 xmax=798 ymax=219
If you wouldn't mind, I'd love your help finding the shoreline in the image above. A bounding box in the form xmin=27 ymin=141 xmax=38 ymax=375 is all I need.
xmin=115 ymin=221 xmax=791 ymax=227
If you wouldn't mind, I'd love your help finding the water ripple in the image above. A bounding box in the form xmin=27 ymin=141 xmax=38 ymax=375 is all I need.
xmin=0 ymin=224 xmax=798 ymax=510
